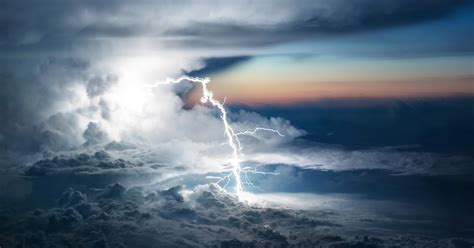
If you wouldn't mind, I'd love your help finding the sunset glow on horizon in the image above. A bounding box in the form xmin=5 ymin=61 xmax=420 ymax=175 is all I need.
xmin=186 ymin=55 xmax=473 ymax=105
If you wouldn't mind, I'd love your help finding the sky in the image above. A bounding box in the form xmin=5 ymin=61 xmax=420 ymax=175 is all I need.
xmin=0 ymin=0 xmax=473 ymax=191
xmin=0 ymin=0 xmax=472 ymax=188
xmin=1 ymin=1 xmax=474 ymax=247
xmin=186 ymin=3 xmax=473 ymax=104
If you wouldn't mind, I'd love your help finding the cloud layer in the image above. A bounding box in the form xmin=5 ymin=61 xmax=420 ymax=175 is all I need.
xmin=1 ymin=0 xmax=472 ymax=176
xmin=1 ymin=168 xmax=472 ymax=247
xmin=1 ymin=0 xmax=470 ymax=49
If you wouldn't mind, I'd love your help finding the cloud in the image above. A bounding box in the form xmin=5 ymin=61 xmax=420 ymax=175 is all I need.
xmin=1 ymin=145 xmax=472 ymax=246
xmin=1 ymin=2 xmax=472 ymax=246
xmin=1 ymin=178 xmax=471 ymax=247
xmin=0 ymin=49 xmax=205 ymax=164
xmin=0 ymin=57 xmax=92 ymax=153
xmin=83 ymin=122 xmax=110 ymax=146
xmin=244 ymin=145 xmax=474 ymax=175
xmin=1 ymin=0 xmax=470 ymax=49
xmin=188 ymin=56 xmax=252 ymax=78
xmin=0 ymin=47 xmax=306 ymax=175
xmin=0 ymin=0 xmax=471 ymax=181
xmin=24 ymin=151 xmax=146 ymax=177
xmin=86 ymin=74 xmax=117 ymax=98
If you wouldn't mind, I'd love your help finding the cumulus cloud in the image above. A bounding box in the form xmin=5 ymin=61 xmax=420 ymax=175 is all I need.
xmin=86 ymin=74 xmax=117 ymax=98
xmin=24 ymin=151 xmax=146 ymax=177
xmin=0 ymin=48 xmax=306 ymax=177
xmin=1 ymin=146 xmax=471 ymax=246
xmin=1 ymin=178 xmax=470 ymax=247
xmin=1 ymin=0 xmax=471 ymax=176
xmin=83 ymin=122 xmax=110 ymax=146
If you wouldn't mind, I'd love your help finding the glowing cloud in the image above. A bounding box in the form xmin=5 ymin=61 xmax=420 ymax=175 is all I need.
xmin=147 ymin=76 xmax=283 ymax=199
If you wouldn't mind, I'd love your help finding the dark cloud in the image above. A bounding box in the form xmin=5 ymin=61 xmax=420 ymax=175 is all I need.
xmin=83 ymin=122 xmax=110 ymax=146
xmin=188 ymin=56 xmax=251 ymax=77
xmin=20 ymin=151 xmax=165 ymax=206
xmin=1 ymin=148 xmax=474 ymax=246
xmin=34 ymin=112 xmax=84 ymax=151
xmin=1 ymin=170 xmax=473 ymax=247
xmin=156 ymin=0 xmax=474 ymax=48
xmin=86 ymin=74 xmax=117 ymax=98
xmin=104 ymin=141 xmax=136 ymax=151
xmin=98 ymin=99 xmax=112 ymax=120
xmin=13 ymin=150 xmax=472 ymax=239
xmin=58 ymin=188 xmax=88 ymax=207
xmin=0 ymin=0 xmax=471 ymax=52
xmin=299 ymin=0 xmax=472 ymax=34
xmin=0 ymin=57 xmax=91 ymax=155
xmin=170 ymin=1 xmax=470 ymax=60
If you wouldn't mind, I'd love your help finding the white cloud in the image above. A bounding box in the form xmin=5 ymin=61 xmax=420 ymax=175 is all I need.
xmin=244 ymin=145 xmax=474 ymax=175
xmin=1 ymin=0 xmax=471 ymax=177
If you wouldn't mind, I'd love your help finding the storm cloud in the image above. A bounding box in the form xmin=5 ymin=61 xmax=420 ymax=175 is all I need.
xmin=1 ymin=0 xmax=473 ymax=174
xmin=2 ymin=167 xmax=472 ymax=247
xmin=1 ymin=1 xmax=473 ymax=247
xmin=1 ymin=0 xmax=471 ymax=49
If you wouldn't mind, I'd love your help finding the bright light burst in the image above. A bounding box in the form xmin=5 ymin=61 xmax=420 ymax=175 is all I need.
xmin=147 ymin=75 xmax=282 ymax=200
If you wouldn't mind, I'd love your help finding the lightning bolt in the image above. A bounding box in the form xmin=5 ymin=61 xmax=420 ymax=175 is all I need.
xmin=147 ymin=75 xmax=282 ymax=200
